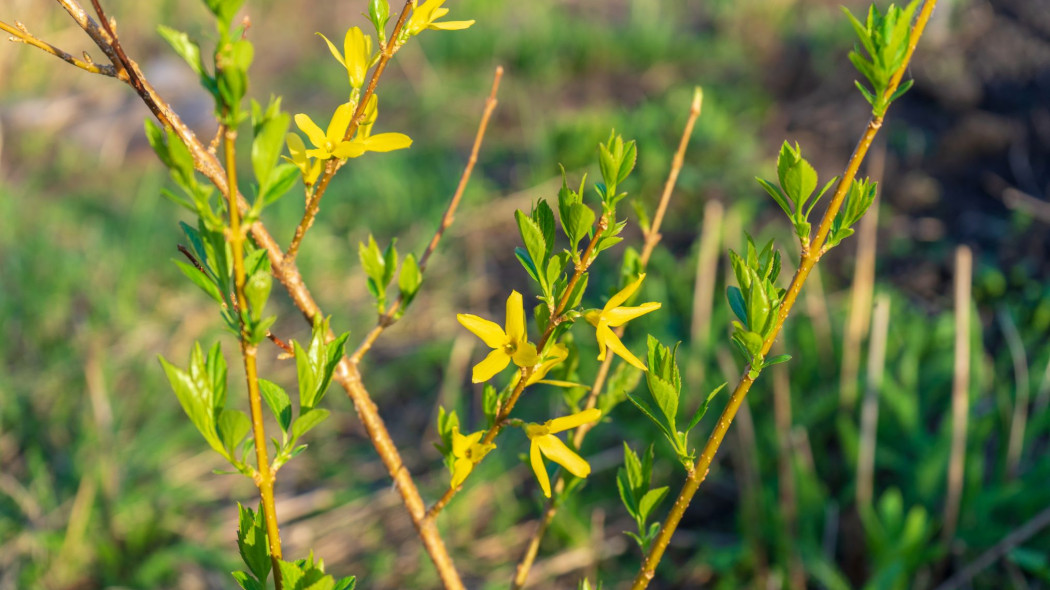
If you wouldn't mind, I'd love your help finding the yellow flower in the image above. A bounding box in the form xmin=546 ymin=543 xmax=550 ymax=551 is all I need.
xmin=294 ymin=102 xmax=412 ymax=161
xmin=406 ymin=0 xmax=476 ymax=36
xmin=525 ymin=408 xmax=602 ymax=498
xmin=450 ymin=426 xmax=495 ymax=488
xmin=512 ymin=343 xmax=572 ymax=388
xmin=584 ymin=273 xmax=661 ymax=371
xmin=284 ymin=133 xmax=323 ymax=185
xmin=317 ymin=27 xmax=373 ymax=90
xmin=458 ymin=291 xmax=540 ymax=382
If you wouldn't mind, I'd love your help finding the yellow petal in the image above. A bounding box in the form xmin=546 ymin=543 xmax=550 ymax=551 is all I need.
xmin=511 ymin=341 xmax=539 ymax=368
xmin=536 ymin=434 xmax=591 ymax=479
xmin=546 ymin=408 xmax=601 ymax=433
xmin=605 ymin=273 xmax=647 ymax=312
xmin=598 ymin=325 xmax=647 ymax=371
xmin=305 ymin=160 xmax=322 ymax=185
xmin=530 ymin=441 xmax=552 ymax=498
xmin=472 ymin=349 xmax=510 ymax=383
xmin=343 ymin=26 xmax=370 ymax=89
xmin=451 ymin=457 xmax=473 ymax=489
xmin=286 ymin=133 xmax=308 ymax=166
xmin=603 ymin=302 xmax=661 ymax=327
xmin=527 ymin=344 xmax=568 ymax=385
xmin=594 ymin=322 xmax=612 ymax=361
xmin=331 ymin=141 xmax=368 ymax=159
xmin=450 ymin=427 xmax=476 ymax=457
xmin=429 ymin=19 xmax=475 ymax=30
xmin=363 ymin=133 xmax=413 ymax=152
xmin=327 ymin=102 xmax=355 ymax=144
xmin=457 ymin=314 xmax=507 ymax=348
xmin=316 ymin=32 xmax=345 ymax=67
xmin=305 ymin=147 xmax=332 ymax=160
xmin=294 ymin=113 xmax=327 ymax=149
xmin=505 ymin=290 xmax=526 ymax=343
xmin=538 ymin=379 xmax=584 ymax=388
xmin=584 ymin=309 xmax=602 ymax=327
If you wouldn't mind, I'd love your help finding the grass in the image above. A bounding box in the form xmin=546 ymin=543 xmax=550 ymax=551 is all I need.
xmin=2 ymin=0 xmax=1050 ymax=588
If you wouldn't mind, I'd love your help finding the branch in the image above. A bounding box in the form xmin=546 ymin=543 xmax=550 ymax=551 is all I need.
xmin=511 ymin=88 xmax=703 ymax=589
xmin=283 ymin=0 xmax=415 ymax=266
xmin=48 ymin=2 xmax=466 ymax=587
xmin=350 ymin=65 xmax=504 ymax=364
xmin=630 ymin=2 xmax=938 ymax=586
xmin=0 ymin=18 xmax=116 ymax=76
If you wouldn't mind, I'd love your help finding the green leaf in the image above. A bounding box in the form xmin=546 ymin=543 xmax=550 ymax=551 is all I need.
xmin=369 ymin=0 xmax=391 ymax=38
xmin=756 ymin=177 xmax=793 ymax=219
xmin=515 ymin=209 xmax=548 ymax=277
xmin=534 ymin=200 xmax=556 ymax=257
xmin=218 ymin=409 xmax=251 ymax=459
xmin=174 ymin=259 xmax=224 ymax=303
xmin=159 ymin=348 xmax=226 ymax=458
xmin=638 ymin=486 xmax=669 ymax=523
xmin=157 ymin=25 xmax=206 ymax=79
xmin=617 ymin=139 xmax=637 ymax=186
xmin=764 ymin=354 xmax=792 ymax=367
xmin=236 ymin=503 xmax=271 ymax=582
xmin=294 ymin=340 xmax=317 ymax=410
xmin=245 ymin=269 xmax=272 ymax=322
xmin=144 ymin=119 xmax=172 ymax=168
xmin=252 ymin=106 xmax=291 ymax=190
xmin=626 ymin=391 xmax=672 ymax=442
xmin=397 ymin=253 xmax=422 ymax=310
xmin=514 ymin=247 xmax=541 ymax=285
xmin=232 ymin=571 xmax=265 ymax=590
xmin=685 ymin=382 xmax=726 ymax=433
xmin=381 ymin=239 xmax=398 ymax=290
xmin=259 ymin=163 xmax=300 ymax=207
xmin=259 ymin=379 xmax=292 ymax=434
xmin=616 ymin=467 xmax=638 ymax=519
xmin=727 ymin=286 xmax=748 ymax=328
xmin=277 ymin=560 xmax=305 ymax=590
xmin=291 ymin=408 xmax=330 ymax=443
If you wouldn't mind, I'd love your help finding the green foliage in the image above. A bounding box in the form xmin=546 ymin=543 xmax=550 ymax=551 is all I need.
xmin=274 ymin=552 xmax=356 ymax=590
xmin=617 ymin=443 xmax=669 ymax=552
xmin=843 ymin=0 xmax=920 ymax=116
xmin=755 ymin=141 xmax=837 ymax=244
xmin=628 ymin=337 xmax=726 ymax=467
xmin=159 ymin=342 xmax=251 ymax=471
xmin=826 ymin=177 xmax=879 ymax=250
xmin=235 ymin=503 xmax=271 ymax=585
xmin=358 ymin=234 xmax=398 ymax=314
xmin=726 ymin=236 xmax=786 ymax=374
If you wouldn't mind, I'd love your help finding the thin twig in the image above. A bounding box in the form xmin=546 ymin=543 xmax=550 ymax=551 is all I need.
xmin=942 ymin=245 xmax=971 ymax=547
xmin=511 ymin=89 xmax=703 ymax=589
xmin=351 ymin=65 xmax=504 ymax=364
xmin=283 ymin=0 xmax=415 ymax=266
xmin=630 ymin=4 xmax=936 ymax=585
xmin=0 ymin=19 xmax=116 ymax=76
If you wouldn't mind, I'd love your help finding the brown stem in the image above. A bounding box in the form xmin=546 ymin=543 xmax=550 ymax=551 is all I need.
xmin=283 ymin=0 xmax=415 ymax=266
xmin=511 ymin=89 xmax=703 ymax=589
xmin=46 ymin=2 xmax=465 ymax=586
xmin=351 ymin=65 xmax=504 ymax=364
xmin=0 ymin=19 xmax=116 ymax=76
xmin=630 ymin=3 xmax=937 ymax=587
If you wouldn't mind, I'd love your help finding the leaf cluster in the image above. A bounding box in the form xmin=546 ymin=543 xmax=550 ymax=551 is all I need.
xmin=616 ymin=443 xmax=668 ymax=552
xmin=726 ymin=236 xmax=791 ymax=376
xmin=844 ymin=0 xmax=920 ymax=116
xmin=756 ymin=141 xmax=837 ymax=245
xmin=628 ymin=337 xmax=725 ymax=467
xmin=234 ymin=504 xmax=356 ymax=590
xmin=825 ymin=177 xmax=879 ymax=251
xmin=358 ymin=235 xmax=421 ymax=317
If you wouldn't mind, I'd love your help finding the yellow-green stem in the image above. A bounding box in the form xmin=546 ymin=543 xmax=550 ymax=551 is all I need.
xmin=225 ymin=131 xmax=284 ymax=586
xmin=630 ymin=3 xmax=936 ymax=587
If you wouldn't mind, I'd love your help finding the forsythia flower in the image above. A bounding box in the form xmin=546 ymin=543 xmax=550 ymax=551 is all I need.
xmin=317 ymin=27 xmax=373 ymax=90
xmin=512 ymin=343 xmax=573 ymax=388
xmin=458 ymin=291 xmax=540 ymax=383
xmin=284 ymin=133 xmax=323 ymax=185
xmin=406 ymin=0 xmax=475 ymax=36
xmin=294 ymin=102 xmax=412 ymax=161
xmin=525 ymin=408 xmax=602 ymax=498
xmin=584 ymin=273 xmax=661 ymax=371
xmin=449 ymin=426 xmax=495 ymax=488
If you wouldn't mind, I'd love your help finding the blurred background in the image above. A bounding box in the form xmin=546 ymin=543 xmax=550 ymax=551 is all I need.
xmin=2 ymin=0 xmax=1050 ymax=588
